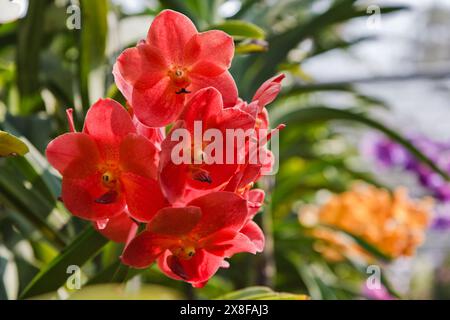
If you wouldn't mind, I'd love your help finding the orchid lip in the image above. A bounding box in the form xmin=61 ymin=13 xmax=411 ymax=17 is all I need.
xmin=95 ymin=190 xmax=118 ymax=204
xmin=176 ymin=88 xmax=191 ymax=94
xmin=168 ymin=256 xmax=189 ymax=280
xmin=191 ymin=168 xmax=212 ymax=184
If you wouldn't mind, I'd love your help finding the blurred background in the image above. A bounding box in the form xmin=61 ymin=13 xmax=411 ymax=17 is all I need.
xmin=1 ymin=0 xmax=450 ymax=300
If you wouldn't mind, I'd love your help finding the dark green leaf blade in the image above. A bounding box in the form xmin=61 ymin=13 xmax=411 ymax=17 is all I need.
xmin=19 ymin=227 xmax=108 ymax=299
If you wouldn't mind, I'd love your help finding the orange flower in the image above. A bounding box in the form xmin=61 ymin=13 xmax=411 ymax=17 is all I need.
xmin=299 ymin=184 xmax=433 ymax=261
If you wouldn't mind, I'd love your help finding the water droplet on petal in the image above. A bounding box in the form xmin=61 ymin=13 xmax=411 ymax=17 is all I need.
xmin=96 ymin=219 xmax=109 ymax=230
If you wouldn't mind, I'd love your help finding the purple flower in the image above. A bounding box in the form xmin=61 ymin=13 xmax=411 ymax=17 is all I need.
xmin=363 ymin=133 xmax=450 ymax=230
xmin=361 ymin=283 xmax=394 ymax=300
xmin=431 ymin=216 xmax=450 ymax=230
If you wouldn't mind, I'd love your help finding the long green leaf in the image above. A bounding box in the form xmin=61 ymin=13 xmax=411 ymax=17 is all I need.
xmin=87 ymin=260 xmax=141 ymax=285
xmin=209 ymin=20 xmax=265 ymax=40
xmin=287 ymin=253 xmax=322 ymax=300
xmin=16 ymin=0 xmax=49 ymax=114
xmin=240 ymin=1 xmax=407 ymax=95
xmin=79 ymin=0 xmax=108 ymax=108
xmin=271 ymin=106 xmax=450 ymax=181
xmin=0 ymin=167 xmax=66 ymax=248
xmin=69 ymin=283 xmax=183 ymax=300
xmin=19 ymin=227 xmax=108 ymax=299
xmin=0 ymin=257 xmax=8 ymax=300
xmin=215 ymin=286 xmax=308 ymax=300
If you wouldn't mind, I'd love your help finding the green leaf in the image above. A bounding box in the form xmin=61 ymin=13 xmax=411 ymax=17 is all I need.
xmin=0 ymin=22 xmax=17 ymax=49
xmin=215 ymin=286 xmax=272 ymax=299
xmin=0 ymin=257 xmax=8 ymax=300
xmin=19 ymin=227 xmax=108 ymax=299
xmin=287 ymin=253 xmax=323 ymax=300
xmin=0 ymin=130 xmax=29 ymax=157
xmin=210 ymin=20 xmax=265 ymax=40
xmin=380 ymin=272 xmax=402 ymax=299
xmin=69 ymin=283 xmax=183 ymax=300
xmin=235 ymin=39 xmax=269 ymax=54
xmin=87 ymin=260 xmax=141 ymax=285
xmin=16 ymin=0 xmax=49 ymax=114
xmin=0 ymin=169 xmax=66 ymax=248
xmin=271 ymin=106 xmax=450 ymax=181
xmin=15 ymin=256 xmax=40 ymax=294
xmin=215 ymin=286 xmax=308 ymax=300
xmin=79 ymin=0 xmax=108 ymax=107
xmin=240 ymin=1 xmax=407 ymax=96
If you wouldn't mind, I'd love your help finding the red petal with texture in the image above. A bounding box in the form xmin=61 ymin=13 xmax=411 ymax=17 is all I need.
xmin=131 ymin=77 xmax=186 ymax=127
xmin=132 ymin=115 xmax=165 ymax=150
xmin=213 ymin=221 xmax=265 ymax=257
xmin=247 ymin=189 xmax=265 ymax=218
xmin=241 ymin=164 xmax=263 ymax=188
xmin=190 ymin=71 xmax=238 ymax=108
xmin=180 ymin=87 xmax=223 ymax=133
xmin=46 ymin=133 xmax=100 ymax=178
xmin=158 ymin=249 xmax=223 ymax=284
xmin=159 ymin=121 xmax=189 ymax=203
xmin=260 ymin=148 xmax=274 ymax=175
xmin=240 ymin=220 xmax=265 ymax=253
xmin=257 ymin=108 xmax=270 ymax=130
xmin=224 ymin=163 xmax=262 ymax=193
xmin=239 ymin=101 xmax=259 ymax=119
xmin=83 ymin=99 xmax=135 ymax=159
xmin=122 ymin=231 xmax=175 ymax=269
xmin=188 ymin=192 xmax=248 ymax=238
xmin=120 ymin=133 xmax=158 ymax=179
xmin=202 ymin=228 xmax=238 ymax=256
xmin=148 ymin=206 xmax=201 ymax=236
xmin=61 ymin=172 xmax=125 ymax=221
xmin=93 ymin=211 xmax=138 ymax=243
xmin=159 ymin=161 xmax=188 ymax=204
xmin=212 ymin=106 xmax=256 ymax=133
xmin=120 ymin=172 xmax=167 ymax=223
xmin=147 ymin=10 xmax=197 ymax=64
xmin=184 ymin=30 xmax=234 ymax=77
xmin=220 ymin=233 xmax=260 ymax=257
xmin=113 ymin=44 xmax=167 ymax=102
xmin=252 ymin=74 xmax=285 ymax=110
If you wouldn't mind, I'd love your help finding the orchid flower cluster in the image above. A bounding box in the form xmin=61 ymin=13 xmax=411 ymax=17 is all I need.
xmin=365 ymin=134 xmax=450 ymax=230
xmin=299 ymin=184 xmax=432 ymax=261
xmin=45 ymin=10 xmax=284 ymax=287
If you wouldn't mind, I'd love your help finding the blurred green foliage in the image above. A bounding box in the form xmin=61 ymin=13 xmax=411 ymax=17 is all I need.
xmin=0 ymin=0 xmax=443 ymax=300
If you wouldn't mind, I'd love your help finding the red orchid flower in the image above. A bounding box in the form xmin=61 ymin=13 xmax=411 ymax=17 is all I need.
xmin=121 ymin=191 xmax=264 ymax=287
xmin=130 ymin=107 xmax=165 ymax=151
xmin=239 ymin=73 xmax=285 ymax=130
xmin=223 ymin=74 xmax=285 ymax=188
xmin=252 ymin=74 xmax=285 ymax=113
xmin=113 ymin=9 xmax=238 ymax=127
xmin=46 ymin=98 xmax=167 ymax=222
xmin=159 ymin=87 xmax=255 ymax=204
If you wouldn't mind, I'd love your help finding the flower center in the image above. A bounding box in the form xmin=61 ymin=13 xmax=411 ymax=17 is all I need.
xmin=102 ymin=171 xmax=117 ymax=188
xmin=95 ymin=164 xmax=122 ymax=204
xmin=99 ymin=162 xmax=121 ymax=185
xmin=172 ymin=245 xmax=196 ymax=260
xmin=168 ymin=66 xmax=191 ymax=93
